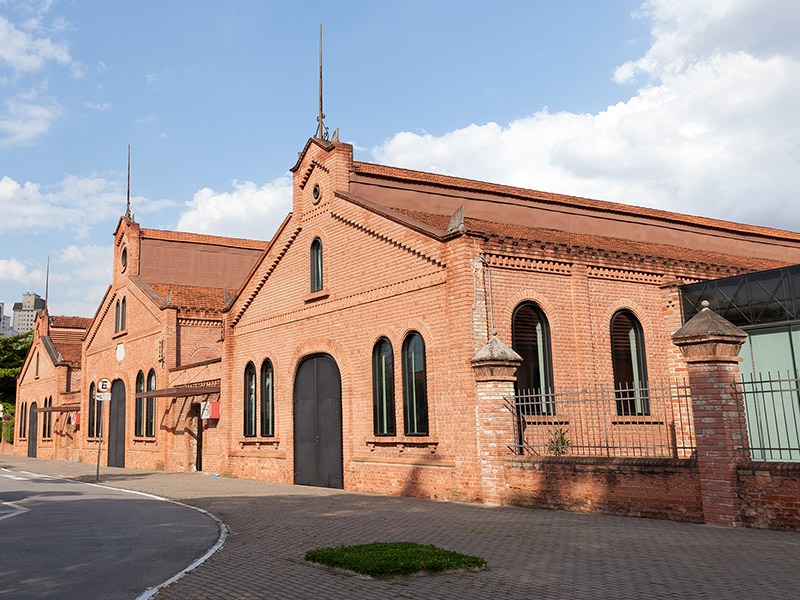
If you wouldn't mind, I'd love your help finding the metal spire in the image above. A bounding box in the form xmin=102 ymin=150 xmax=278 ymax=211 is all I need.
xmin=125 ymin=144 xmax=132 ymax=219
xmin=315 ymin=24 xmax=329 ymax=141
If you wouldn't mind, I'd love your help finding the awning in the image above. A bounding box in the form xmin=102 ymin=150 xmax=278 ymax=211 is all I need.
xmin=135 ymin=385 xmax=220 ymax=399
xmin=36 ymin=404 xmax=81 ymax=413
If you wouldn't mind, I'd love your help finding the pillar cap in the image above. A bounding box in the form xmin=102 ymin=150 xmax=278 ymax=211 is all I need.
xmin=472 ymin=335 xmax=522 ymax=365
xmin=672 ymin=301 xmax=747 ymax=361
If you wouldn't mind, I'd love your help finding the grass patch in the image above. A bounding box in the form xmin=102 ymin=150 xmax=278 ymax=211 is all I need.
xmin=304 ymin=541 xmax=488 ymax=578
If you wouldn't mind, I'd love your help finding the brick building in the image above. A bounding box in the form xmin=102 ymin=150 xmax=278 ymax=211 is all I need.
xmin=217 ymin=136 xmax=800 ymax=503
xmin=13 ymin=135 xmax=800 ymax=526
xmin=15 ymin=310 xmax=90 ymax=460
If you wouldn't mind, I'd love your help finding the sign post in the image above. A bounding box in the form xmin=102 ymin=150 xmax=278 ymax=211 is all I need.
xmin=95 ymin=379 xmax=111 ymax=481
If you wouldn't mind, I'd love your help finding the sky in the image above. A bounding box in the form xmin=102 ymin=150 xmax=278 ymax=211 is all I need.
xmin=1 ymin=0 xmax=799 ymax=319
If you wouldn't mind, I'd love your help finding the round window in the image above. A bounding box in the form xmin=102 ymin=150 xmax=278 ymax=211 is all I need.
xmin=120 ymin=247 xmax=128 ymax=270
xmin=312 ymin=183 xmax=321 ymax=203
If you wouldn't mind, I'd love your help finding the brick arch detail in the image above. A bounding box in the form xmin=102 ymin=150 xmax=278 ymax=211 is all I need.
xmin=499 ymin=288 xmax=561 ymax=341
xmin=601 ymin=299 xmax=655 ymax=352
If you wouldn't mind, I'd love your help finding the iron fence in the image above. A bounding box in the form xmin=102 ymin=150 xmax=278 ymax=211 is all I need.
xmin=740 ymin=372 xmax=800 ymax=462
xmin=505 ymin=380 xmax=695 ymax=458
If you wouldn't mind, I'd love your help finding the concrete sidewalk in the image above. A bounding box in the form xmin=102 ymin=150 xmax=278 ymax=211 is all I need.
xmin=3 ymin=455 xmax=799 ymax=600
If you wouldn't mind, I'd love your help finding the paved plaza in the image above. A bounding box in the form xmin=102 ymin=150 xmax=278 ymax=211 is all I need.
xmin=3 ymin=454 xmax=799 ymax=599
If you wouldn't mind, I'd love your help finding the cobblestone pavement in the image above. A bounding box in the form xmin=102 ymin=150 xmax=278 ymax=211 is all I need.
xmin=3 ymin=455 xmax=800 ymax=600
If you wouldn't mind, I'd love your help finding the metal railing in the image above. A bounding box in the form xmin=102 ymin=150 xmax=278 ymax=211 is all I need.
xmin=505 ymin=380 xmax=695 ymax=458
xmin=740 ymin=372 xmax=800 ymax=462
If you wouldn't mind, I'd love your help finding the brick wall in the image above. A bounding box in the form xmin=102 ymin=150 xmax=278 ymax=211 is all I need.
xmin=505 ymin=456 xmax=703 ymax=522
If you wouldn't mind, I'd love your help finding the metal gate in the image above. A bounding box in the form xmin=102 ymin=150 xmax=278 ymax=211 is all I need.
xmin=293 ymin=354 xmax=343 ymax=488
xmin=108 ymin=380 xmax=126 ymax=468
xmin=27 ymin=402 xmax=38 ymax=458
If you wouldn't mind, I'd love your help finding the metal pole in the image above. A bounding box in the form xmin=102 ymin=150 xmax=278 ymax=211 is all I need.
xmin=96 ymin=435 xmax=102 ymax=481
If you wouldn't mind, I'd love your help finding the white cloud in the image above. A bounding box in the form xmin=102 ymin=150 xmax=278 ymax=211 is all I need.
xmin=85 ymin=101 xmax=111 ymax=111
xmin=372 ymin=0 xmax=800 ymax=231
xmin=0 ymin=87 xmax=62 ymax=147
xmin=0 ymin=174 xmax=159 ymax=236
xmin=0 ymin=14 xmax=70 ymax=74
xmin=175 ymin=176 xmax=292 ymax=240
xmin=48 ymin=244 xmax=113 ymax=317
xmin=0 ymin=258 xmax=37 ymax=284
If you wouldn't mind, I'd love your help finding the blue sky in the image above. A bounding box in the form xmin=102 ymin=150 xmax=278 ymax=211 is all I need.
xmin=1 ymin=1 xmax=799 ymax=319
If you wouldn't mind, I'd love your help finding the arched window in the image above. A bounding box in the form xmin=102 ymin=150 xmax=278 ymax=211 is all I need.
xmin=19 ymin=402 xmax=27 ymax=438
xmin=146 ymin=369 xmax=156 ymax=437
xmin=88 ymin=383 xmax=97 ymax=437
xmin=260 ymin=359 xmax=274 ymax=437
xmin=372 ymin=338 xmax=396 ymax=436
xmin=243 ymin=362 xmax=257 ymax=437
xmin=43 ymin=397 xmax=52 ymax=438
xmin=120 ymin=297 xmax=127 ymax=331
xmin=310 ymin=237 xmax=323 ymax=292
xmin=402 ymin=332 xmax=428 ymax=436
xmin=35 ymin=352 xmax=39 ymax=377
xmin=135 ymin=371 xmax=145 ymax=436
xmin=115 ymin=300 xmax=121 ymax=333
xmin=611 ymin=310 xmax=649 ymax=415
xmin=512 ymin=302 xmax=555 ymax=415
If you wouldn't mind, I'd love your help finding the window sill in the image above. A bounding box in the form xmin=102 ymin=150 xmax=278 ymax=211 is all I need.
xmin=304 ymin=288 xmax=330 ymax=303
xmin=611 ymin=418 xmax=664 ymax=425
xmin=132 ymin=436 xmax=158 ymax=444
xmin=366 ymin=438 xmax=439 ymax=454
xmin=112 ymin=330 xmax=127 ymax=340
xmin=524 ymin=418 xmax=569 ymax=426
xmin=239 ymin=438 xmax=280 ymax=448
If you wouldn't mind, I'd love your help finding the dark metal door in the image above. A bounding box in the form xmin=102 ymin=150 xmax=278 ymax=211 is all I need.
xmin=27 ymin=402 xmax=38 ymax=458
xmin=293 ymin=354 xmax=343 ymax=488
xmin=108 ymin=380 xmax=126 ymax=468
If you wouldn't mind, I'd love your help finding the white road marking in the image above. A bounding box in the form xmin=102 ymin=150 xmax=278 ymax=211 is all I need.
xmin=0 ymin=500 xmax=30 ymax=521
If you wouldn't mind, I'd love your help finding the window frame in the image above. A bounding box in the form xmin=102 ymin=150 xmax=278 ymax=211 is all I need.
xmin=243 ymin=362 xmax=257 ymax=437
xmin=610 ymin=309 xmax=650 ymax=416
xmin=259 ymin=359 xmax=275 ymax=437
xmin=88 ymin=383 xmax=97 ymax=438
xmin=310 ymin=237 xmax=323 ymax=293
xmin=372 ymin=337 xmax=396 ymax=436
xmin=401 ymin=332 xmax=429 ymax=436
xmin=511 ymin=302 xmax=555 ymax=415
xmin=135 ymin=371 xmax=145 ymax=436
xmin=146 ymin=369 xmax=156 ymax=437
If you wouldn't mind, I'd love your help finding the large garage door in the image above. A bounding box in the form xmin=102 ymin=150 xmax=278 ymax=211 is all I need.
xmin=108 ymin=380 xmax=126 ymax=468
xmin=293 ymin=354 xmax=343 ymax=489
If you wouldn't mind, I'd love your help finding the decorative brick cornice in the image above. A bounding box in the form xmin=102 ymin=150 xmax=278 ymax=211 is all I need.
xmin=587 ymin=266 xmax=664 ymax=284
xmin=231 ymin=226 xmax=301 ymax=327
xmin=299 ymin=159 xmax=330 ymax=190
xmin=483 ymin=253 xmax=571 ymax=275
xmin=177 ymin=317 xmax=222 ymax=328
xmin=332 ymin=210 xmax=445 ymax=268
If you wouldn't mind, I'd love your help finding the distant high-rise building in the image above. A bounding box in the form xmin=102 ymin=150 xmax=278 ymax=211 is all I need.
xmin=12 ymin=292 xmax=45 ymax=334
xmin=0 ymin=302 xmax=14 ymax=336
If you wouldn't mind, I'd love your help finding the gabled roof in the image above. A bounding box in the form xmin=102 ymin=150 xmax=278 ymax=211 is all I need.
xmin=148 ymin=283 xmax=234 ymax=316
xmin=140 ymin=228 xmax=268 ymax=250
xmin=352 ymin=161 xmax=800 ymax=243
xmin=49 ymin=316 xmax=92 ymax=330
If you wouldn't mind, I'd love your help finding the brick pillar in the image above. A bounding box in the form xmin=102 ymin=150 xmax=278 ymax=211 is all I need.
xmin=672 ymin=301 xmax=749 ymax=526
xmin=472 ymin=335 xmax=522 ymax=505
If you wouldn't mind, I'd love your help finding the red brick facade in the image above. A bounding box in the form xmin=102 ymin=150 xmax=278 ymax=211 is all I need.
xmin=12 ymin=136 xmax=800 ymax=529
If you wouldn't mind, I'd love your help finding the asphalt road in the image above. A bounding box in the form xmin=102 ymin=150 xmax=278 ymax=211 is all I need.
xmin=0 ymin=467 xmax=220 ymax=600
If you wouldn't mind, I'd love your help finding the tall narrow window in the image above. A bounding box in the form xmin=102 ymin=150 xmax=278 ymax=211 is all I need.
xmin=146 ymin=369 xmax=156 ymax=437
xmin=243 ymin=362 xmax=257 ymax=437
xmin=512 ymin=302 xmax=555 ymax=415
xmin=135 ymin=371 xmax=145 ymax=436
xmin=43 ymin=397 xmax=52 ymax=438
xmin=611 ymin=310 xmax=649 ymax=415
xmin=88 ymin=383 xmax=97 ymax=438
xmin=310 ymin=237 xmax=323 ymax=292
xmin=402 ymin=332 xmax=428 ymax=436
xmin=120 ymin=297 xmax=127 ymax=331
xmin=373 ymin=338 xmax=396 ymax=436
xmin=35 ymin=353 xmax=39 ymax=377
xmin=115 ymin=300 xmax=121 ymax=333
xmin=260 ymin=359 xmax=274 ymax=437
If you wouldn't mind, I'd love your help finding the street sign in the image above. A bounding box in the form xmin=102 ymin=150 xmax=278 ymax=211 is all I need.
xmin=96 ymin=392 xmax=111 ymax=402
xmin=98 ymin=378 xmax=111 ymax=393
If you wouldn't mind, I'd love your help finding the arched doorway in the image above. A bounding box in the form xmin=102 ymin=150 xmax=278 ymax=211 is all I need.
xmin=27 ymin=402 xmax=38 ymax=458
xmin=293 ymin=354 xmax=343 ymax=488
xmin=108 ymin=380 xmax=126 ymax=468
